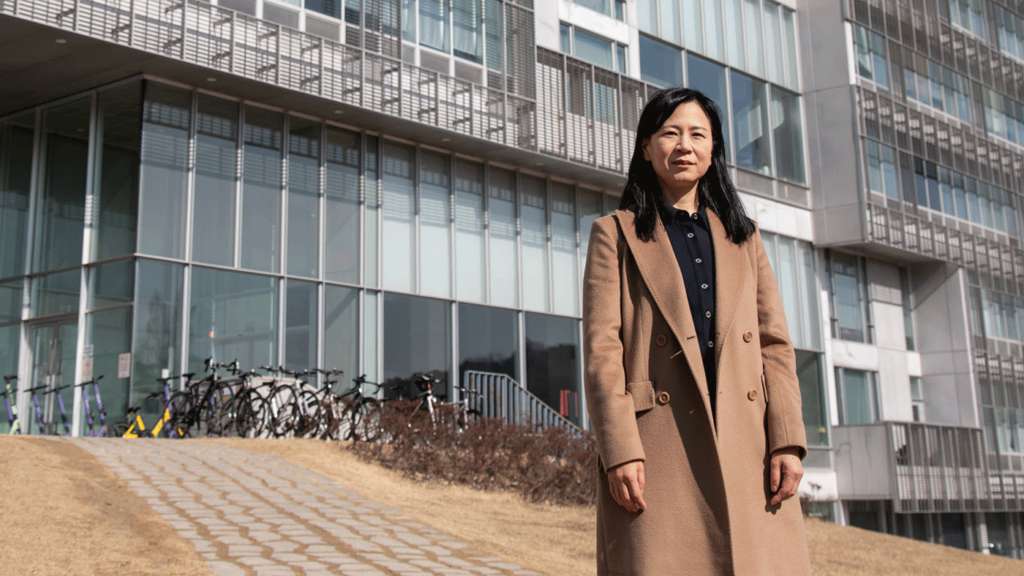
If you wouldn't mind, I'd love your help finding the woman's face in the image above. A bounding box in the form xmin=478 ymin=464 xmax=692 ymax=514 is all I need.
xmin=642 ymin=101 xmax=714 ymax=199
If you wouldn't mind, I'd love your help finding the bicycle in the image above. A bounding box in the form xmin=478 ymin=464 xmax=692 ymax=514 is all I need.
xmin=2 ymin=374 xmax=19 ymax=434
xmin=338 ymin=374 xmax=389 ymax=442
xmin=168 ymin=359 xmax=238 ymax=438
xmin=265 ymin=366 xmax=318 ymax=438
xmin=75 ymin=375 xmax=107 ymax=437
xmin=113 ymin=372 xmax=192 ymax=438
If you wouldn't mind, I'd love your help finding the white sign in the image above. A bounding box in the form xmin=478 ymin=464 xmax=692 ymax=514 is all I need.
xmin=83 ymin=345 xmax=93 ymax=358
xmin=81 ymin=357 xmax=93 ymax=382
xmin=118 ymin=353 xmax=131 ymax=379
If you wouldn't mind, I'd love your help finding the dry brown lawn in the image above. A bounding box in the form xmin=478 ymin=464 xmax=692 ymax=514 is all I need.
xmin=3 ymin=435 xmax=1023 ymax=575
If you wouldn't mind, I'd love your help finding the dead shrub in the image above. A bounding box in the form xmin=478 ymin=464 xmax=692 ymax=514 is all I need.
xmin=348 ymin=399 xmax=598 ymax=506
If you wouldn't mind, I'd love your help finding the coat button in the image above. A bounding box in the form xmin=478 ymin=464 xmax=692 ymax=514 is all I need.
xmin=657 ymin=391 xmax=671 ymax=405
xmin=743 ymin=331 xmax=753 ymax=343
xmin=656 ymin=334 xmax=668 ymax=347
xmin=747 ymin=389 xmax=758 ymax=401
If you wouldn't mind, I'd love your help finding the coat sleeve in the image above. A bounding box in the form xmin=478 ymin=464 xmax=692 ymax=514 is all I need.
xmin=583 ymin=217 xmax=646 ymax=472
xmin=752 ymin=226 xmax=809 ymax=459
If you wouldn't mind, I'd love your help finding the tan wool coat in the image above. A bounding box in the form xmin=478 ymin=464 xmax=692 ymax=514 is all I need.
xmin=582 ymin=209 xmax=812 ymax=576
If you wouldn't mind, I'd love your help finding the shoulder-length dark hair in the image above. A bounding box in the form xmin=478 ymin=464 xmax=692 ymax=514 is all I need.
xmin=618 ymin=87 xmax=754 ymax=244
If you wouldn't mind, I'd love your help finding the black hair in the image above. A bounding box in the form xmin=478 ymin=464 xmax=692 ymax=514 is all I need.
xmin=618 ymin=87 xmax=755 ymax=244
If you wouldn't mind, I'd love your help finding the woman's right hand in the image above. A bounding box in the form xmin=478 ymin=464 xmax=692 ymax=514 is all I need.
xmin=607 ymin=460 xmax=647 ymax=512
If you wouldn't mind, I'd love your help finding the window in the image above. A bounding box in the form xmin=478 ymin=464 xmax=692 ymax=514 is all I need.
xmin=383 ymin=293 xmax=451 ymax=398
xmin=828 ymin=251 xmax=871 ymax=343
xmin=0 ymin=113 xmax=33 ymax=279
xmin=138 ymin=84 xmax=190 ymax=262
xmin=995 ymin=4 xmax=1024 ymax=59
xmin=287 ymin=117 xmax=321 ymax=279
xmin=193 ymin=95 xmax=238 ymax=268
xmin=901 ymin=268 xmax=916 ymax=351
xmin=984 ymin=87 xmax=1024 ymax=146
xmin=797 ymin=351 xmax=829 ymax=446
xmin=640 ymin=34 xmax=683 ymax=87
xmin=241 ymin=105 xmax=283 ymax=273
xmin=910 ymin=376 xmax=924 ymax=422
xmin=560 ymin=24 xmax=628 ymax=73
xmin=905 ymin=60 xmax=972 ymax=123
xmin=526 ymin=313 xmax=582 ymax=426
xmin=687 ymin=54 xmax=730 ymax=158
xmin=771 ymin=87 xmax=806 ymax=184
xmin=731 ymin=71 xmax=771 ymax=174
xmin=854 ymin=25 xmax=889 ymax=89
xmin=761 ymin=232 xmax=822 ymax=351
xmin=574 ymin=0 xmax=626 ymax=20
xmin=835 ymin=368 xmax=879 ymax=424
xmin=948 ymin=0 xmax=987 ymax=39
xmin=401 ymin=0 xmax=504 ymax=66
xmin=910 ymin=156 xmax=1018 ymax=236
xmin=865 ymin=139 xmax=899 ymax=199
xmin=638 ymin=0 xmax=681 ymax=45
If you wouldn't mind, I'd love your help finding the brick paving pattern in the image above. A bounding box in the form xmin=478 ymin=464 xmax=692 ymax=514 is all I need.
xmin=73 ymin=439 xmax=541 ymax=576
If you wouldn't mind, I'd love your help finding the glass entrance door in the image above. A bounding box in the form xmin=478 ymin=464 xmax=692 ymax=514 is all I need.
xmin=28 ymin=321 xmax=77 ymax=434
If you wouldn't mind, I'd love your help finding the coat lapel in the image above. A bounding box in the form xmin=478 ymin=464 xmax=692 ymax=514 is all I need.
xmin=707 ymin=210 xmax=751 ymax=374
xmin=614 ymin=210 xmax=712 ymax=416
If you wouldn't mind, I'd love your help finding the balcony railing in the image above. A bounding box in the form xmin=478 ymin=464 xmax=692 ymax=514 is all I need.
xmin=834 ymin=421 xmax=1024 ymax=512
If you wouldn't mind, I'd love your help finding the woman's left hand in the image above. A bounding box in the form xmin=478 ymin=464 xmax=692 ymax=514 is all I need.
xmin=769 ymin=447 xmax=803 ymax=506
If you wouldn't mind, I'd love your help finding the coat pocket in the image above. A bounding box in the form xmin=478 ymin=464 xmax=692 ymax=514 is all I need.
xmin=761 ymin=374 xmax=769 ymax=405
xmin=626 ymin=380 xmax=656 ymax=413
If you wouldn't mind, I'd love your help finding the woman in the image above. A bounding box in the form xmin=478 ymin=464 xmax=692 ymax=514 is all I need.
xmin=582 ymin=87 xmax=812 ymax=575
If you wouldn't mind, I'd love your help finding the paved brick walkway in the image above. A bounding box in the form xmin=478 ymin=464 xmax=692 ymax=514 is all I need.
xmin=73 ymin=439 xmax=540 ymax=576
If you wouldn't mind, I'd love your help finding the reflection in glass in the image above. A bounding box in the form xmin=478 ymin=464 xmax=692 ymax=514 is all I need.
xmin=132 ymin=259 xmax=183 ymax=408
xmin=188 ymin=266 xmax=278 ymax=375
xmin=550 ymin=182 xmax=578 ymax=316
xmin=731 ymin=71 xmax=771 ymax=174
xmin=89 ymin=260 xmax=135 ymax=310
xmin=0 ymin=113 xmax=34 ymax=279
xmin=639 ymin=35 xmax=682 ymax=87
xmin=764 ymin=2 xmax=784 ymax=85
xmin=241 ymin=106 xmax=283 ymax=273
xmin=420 ymin=0 xmax=449 ymax=52
xmin=382 ymin=142 xmax=415 ymax=292
xmin=488 ymin=168 xmax=518 ymax=308
xmin=743 ymin=0 xmax=764 ymax=76
xmin=139 ymin=83 xmax=190 ymax=259
xmin=364 ymin=291 xmax=379 ymax=382
xmin=781 ymin=9 xmax=799 ymax=90
xmin=33 ymin=269 xmax=80 ymax=318
xmin=521 ymin=175 xmax=549 ymax=312
xmin=796 ymin=350 xmax=828 ymax=447
xmin=285 ymin=280 xmax=318 ymax=371
xmin=0 ymin=280 xmax=21 ymax=324
xmin=485 ymin=0 xmax=503 ymax=71
xmin=838 ymin=368 xmax=876 ymax=425
xmin=365 ymin=136 xmax=380 ymax=287
xmin=455 ymin=160 xmax=485 ymax=303
xmin=771 ymin=87 xmax=805 ymax=184
xmin=459 ymin=304 xmax=518 ymax=386
xmin=724 ymin=0 xmax=744 ymax=69
xmin=420 ymin=150 xmax=451 ymax=298
xmin=193 ymin=95 xmax=239 ymax=267
xmin=86 ymin=306 xmax=133 ymax=426
xmin=526 ymin=313 xmax=581 ymax=425
xmin=702 ymin=0 xmax=724 ymax=61
xmin=94 ymin=84 xmax=141 ymax=261
xmin=36 ymin=98 xmax=90 ymax=272
xmin=325 ymin=126 xmax=361 ymax=284
xmin=288 ymin=117 xmax=321 ymax=278
xmin=453 ymin=0 xmax=483 ymax=63
xmin=832 ymin=251 xmax=865 ymax=342
xmin=384 ymin=293 xmax=450 ymax=398
xmin=687 ymin=54 xmax=730 ymax=160
xmin=325 ymin=284 xmax=359 ymax=392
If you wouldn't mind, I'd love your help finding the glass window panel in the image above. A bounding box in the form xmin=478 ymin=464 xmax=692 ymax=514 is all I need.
xmin=0 ymin=324 xmax=17 ymax=433
xmin=193 ymin=94 xmax=238 ymax=267
xmin=687 ymin=54 xmax=730 ymax=159
xmin=550 ymin=182 xmax=578 ymax=316
xmin=402 ymin=0 xmax=416 ymax=42
xmin=638 ymin=0 xmax=657 ymax=35
xmin=85 ymin=306 xmax=132 ymax=427
xmin=485 ymin=0 xmax=503 ymax=71
xmin=93 ymin=85 xmax=141 ymax=262
xmin=0 ymin=113 xmax=34 ymax=279
xmin=488 ymin=167 xmax=518 ymax=308
xmin=383 ymin=293 xmax=451 ymax=397
xmin=241 ymin=106 xmax=283 ymax=273
xmin=770 ymin=87 xmax=805 ymax=184
xmin=574 ymin=29 xmax=614 ymax=70
xmin=881 ymin=144 xmax=898 ymax=199
xmin=36 ymin=98 xmax=90 ymax=272
xmin=365 ymin=136 xmax=380 ymax=287
xmin=841 ymin=369 xmax=876 ymax=424
xmin=455 ymin=159 xmax=485 ymax=303
xmin=703 ymin=0 xmax=725 ymax=61
xmin=420 ymin=0 xmax=449 ymax=52
xmin=33 ymin=269 xmax=80 ymax=318
xmin=867 ymin=140 xmax=884 ymax=195
xmin=132 ymin=259 xmax=183 ymax=408
xmin=776 ymin=237 xmax=802 ymax=345
xmin=0 ymin=280 xmax=21 ymax=324
xmin=616 ymin=44 xmax=627 ymax=74
xmin=382 ymin=141 xmax=416 ymax=292
xmin=458 ymin=303 xmax=518 ymax=386
xmin=577 ymin=0 xmax=610 ymax=14
xmin=419 ymin=150 xmax=451 ymax=298
xmin=88 ymin=260 xmax=134 ymax=310
xmin=188 ymin=266 xmax=278 ymax=374
xmin=525 ymin=312 xmax=582 ymax=426
xmin=731 ymin=71 xmax=771 ymax=174
xmin=724 ymin=0 xmax=745 ymax=69
xmin=285 ymin=279 xmax=317 ymax=371
xmin=659 ymin=0 xmax=681 ymax=44
xmin=832 ymin=252 xmax=865 ymax=342
xmin=324 ymin=127 xmax=361 ymax=285
xmin=764 ymin=2 xmax=784 ymax=85
xmin=799 ymin=242 xmax=821 ymax=349
xmin=781 ymin=9 xmax=799 ymax=90
xmin=364 ymin=290 xmax=379 ymax=382
xmin=521 ymin=175 xmax=549 ymax=312
xmin=561 ymin=23 xmax=571 ymax=54
xmin=138 ymin=83 xmax=190 ymax=260
xmin=287 ymin=117 xmax=321 ymax=278
xmin=796 ymin=351 xmax=828 ymax=446
xmin=305 ymin=0 xmax=341 ymax=18
xmin=742 ymin=0 xmax=764 ymax=76
xmin=324 ymin=284 xmax=359 ymax=392
xmin=681 ymin=0 xmax=703 ymax=51
xmin=453 ymin=0 xmax=483 ymax=62
xmin=640 ymin=35 xmax=683 ymax=87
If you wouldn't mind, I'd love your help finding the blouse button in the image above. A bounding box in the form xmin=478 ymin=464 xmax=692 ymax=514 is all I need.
xmin=708 ymin=340 xmax=714 ymax=348
xmin=687 ymin=232 xmax=694 ymax=238
xmin=656 ymin=334 xmax=668 ymax=347
xmin=702 ymin=283 xmax=708 ymax=289
xmin=705 ymin=311 xmax=711 ymax=318
xmin=695 ymin=258 xmax=702 ymax=263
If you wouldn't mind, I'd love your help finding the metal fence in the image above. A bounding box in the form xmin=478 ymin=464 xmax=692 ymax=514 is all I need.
xmin=462 ymin=370 xmax=583 ymax=435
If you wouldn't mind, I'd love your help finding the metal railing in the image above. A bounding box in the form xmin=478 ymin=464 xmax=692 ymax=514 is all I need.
xmin=833 ymin=421 xmax=1024 ymax=512
xmin=462 ymin=370 xmax=583 ymax=435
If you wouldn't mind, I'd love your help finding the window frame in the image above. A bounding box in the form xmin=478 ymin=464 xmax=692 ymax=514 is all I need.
xmin=827 ymin=250 xmax=873 ymax=344
xmin=835 ymin=367 xmax=880 ymax=425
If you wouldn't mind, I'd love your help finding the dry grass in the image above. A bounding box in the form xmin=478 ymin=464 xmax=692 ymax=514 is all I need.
xmin=0 ymin=436 xmax=210 ymax=576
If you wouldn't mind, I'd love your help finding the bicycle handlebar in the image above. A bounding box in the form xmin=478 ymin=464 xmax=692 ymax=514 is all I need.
xmin=74 ymin=375 xmax=106 ymax=388
xmin=3 ymin=374 xmax=17 ymax=383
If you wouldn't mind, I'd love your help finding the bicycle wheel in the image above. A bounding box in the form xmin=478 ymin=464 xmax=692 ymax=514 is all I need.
xmin=268 ymin=387 xmax=298 ymax=438
xmin=348 ymin=399 xmax=381 ymax=442
xmin=205 ymin=383 xmax=236 ymax=437
xmin=167 ymin=392 xmax=193 ymax=438
xmin=236 ymin=395 xmax=269 ymax=438
xmin=110 ymin=422 xmax=129 ymax=438
xmin=295 ymin=391 xmax=324 ymax=439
